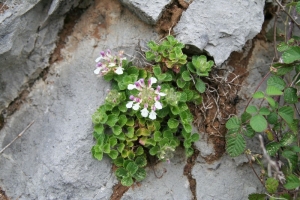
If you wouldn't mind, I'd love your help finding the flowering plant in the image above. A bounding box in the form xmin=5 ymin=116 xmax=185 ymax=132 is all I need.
xmin=94 ymin=50 xmax=126 ymax=75
xmin=91 ymin=38 xmax=214 ymax=186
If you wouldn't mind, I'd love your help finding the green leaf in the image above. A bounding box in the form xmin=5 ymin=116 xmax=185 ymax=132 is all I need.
xmin=154 ymin=131 xmax=162 ymax=141
xmin=126 ymin=127 xmax=134 ymax=138
xmin=108 ymin=150 xmax=118 ymax=159
xmin=106 ymin=114 xmax=119 ymax=127
xmin=252 ymin=91 xmax=264 ymax=99
xmin=133 ymin=168 xmax=147 ymax=182
xmin=278 ymin=106 xmax=294 ymax=124
xmin=280 ymin=132 xmax=296 ymax=146
xmin=297 ymin=1 xmax=300 ymax=14
xmin=170 ymin=106 xmax=180 ymax=115
xmin=167 ymin=118 xmax=179 ymax=129
xmin=267 ymin=76 xmax=286 ymax=90
xmin=248 ymin=193 xmax=267 ymax=200
xmin=126 ymin=162 xmax=138 ymax=175
xmin=103 ymin=143 xmax=111 ymax=153
xmin=265 ymin=177 xmax=279 ymax=194
xmin=282 ymin=46 xmax=300 ymax=64
xmin=185 ymin=147 xmax=194 ymax=157
xmin=113 ymin=157 xmax=124 ymax=167
xmin=126 ymin=118 xmax=134 ymax=126
xmin=94 ymin=124 xmax=104 ymax=137
xmin=109 ymin=137 xmax=118 ymax=147
xmin=284 ymin=87 xmax=298 ymax=104
xmin=195 ymin=78 xmax=206 ymax=93
xmin=282 ymin=150 xmax=298 ymax=172
xmin=226 ymin=133 xmax=246 ymax=157
xmin=182 ymin=71 xmax=192 ymax=81
xmin=241 ymin=112 xmax=252 ymax=123
xmin=265 ymin=96 xmax=276 ymax=108
xmin=149 ymin=146 xmax=160 ymax=155
xmin=266 ymin=112 xmax=277 ymax=125
xmin=121 ymin=177 xmax=134 ymax=187
xmin=266 ymin=86 xmax=283 ymax=96
xmin=112 ymin=125 xmax=122 ymax=135
xmin=226 ymin=116 xmax=241 ymax=130
xmin=191 ymin=133 xmax=200 ymax=142
xmin=135 ymin=146 xmax=144 ymax=156
xmin=118 ymin=115 xmax=127 ymax=127
xmin=243 ymin=124 xmax=255 ymax=138
xmin=183 ymin=123 xmax=192 ymax=132
xmin=92 ymin=146 xmax=103 ymax=161
xmin=266 ymin=142 xmax=281 ymax=156
xmin=117 ymin=143 xmax=125 ymax=153
xmin=136 ymin=128 xmax=151 ymax=136
xmin=145 ymin=138 xmax=156 ymax=146
xmin=135 ymin=156 xmax=147 ymax=167
xmin=277 ymin=42 xmax=290 ymax=52
xmin=250 ymin=114 xmax=267 ymax=132
xmin=116 ymin=167 xmax=129 ymax=178
xmin=176 ymin=78 xmax=186 ymax=88
xmin=284 ymin=174 xmax=300 ymax=190
xmin=259 ymin=107 xmax=270 ymax=115
xmin=246 ymin=105 xmax=258 ymax=114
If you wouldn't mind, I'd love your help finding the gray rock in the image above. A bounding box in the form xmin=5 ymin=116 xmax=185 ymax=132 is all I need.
xmin=0 ymin=0 xmax=90 ymax=113
xmin=174 ymin=0 xmax=264 ymax=66
xmin=121 ymin=147 xmax=192 ymax=200
xmin=0 ymin=0 xmax=158 ymax=198
xmin=118 ymin=0 xmax=172 ymax=25
xmin=193 ymin=155 xmax=263 ymax=200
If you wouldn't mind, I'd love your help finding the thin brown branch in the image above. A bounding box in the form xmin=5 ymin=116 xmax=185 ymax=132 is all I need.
xmin=0 ymin=120 xmax=35 ymax=154
xmin=275 ymin=0 xmax=300 ymax=29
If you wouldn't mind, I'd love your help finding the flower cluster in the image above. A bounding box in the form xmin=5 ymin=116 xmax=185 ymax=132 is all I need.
xmin=94 ymin=50 xmax=126 ymax=75
xmin=126 ymin=77 xmax=166 ymax=120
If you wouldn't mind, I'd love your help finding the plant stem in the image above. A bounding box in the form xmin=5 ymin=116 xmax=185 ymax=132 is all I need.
xmin=0 ymin=120 xmax=35 ymax=154
xmin=275 ymin=0 xmax=300 ymax=29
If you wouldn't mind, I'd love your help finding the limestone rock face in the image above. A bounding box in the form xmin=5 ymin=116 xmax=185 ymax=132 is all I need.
xmin=174 ymin=0 xmax=265 ymax=66
xmin=118 ymin=0 xmax=172 ymax=25
xmin=0 ymin=0 xmax=88 ymax=113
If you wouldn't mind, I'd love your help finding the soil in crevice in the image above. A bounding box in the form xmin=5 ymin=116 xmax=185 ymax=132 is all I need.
xmin=156 ymin=0 xmax=192 ymax=34
xmin=183 ymin=147 xmax=199 ymax=200
xmin=0 ymin=187 xmax=9 ymax=200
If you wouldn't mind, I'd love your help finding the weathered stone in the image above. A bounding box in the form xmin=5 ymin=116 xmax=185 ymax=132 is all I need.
xmin=121 ymin=147 xmax=192 ymax=200
xmin=174 ymin=0 xmax=264 ymax=66
xmin=0 ymin=0 xmax=90 ymax=113
xmin=0 ymin=0 xmax=158 ymax=198
xmin=118 ymin=0 xmax=172 ymax=25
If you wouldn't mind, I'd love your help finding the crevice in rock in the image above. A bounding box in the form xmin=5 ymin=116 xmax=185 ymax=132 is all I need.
xmin=110 ymin=182 xmax=130 ymax=200
xmin=0 ymin=187 xmax=9 ymax=200
xmin=0 ymin=2 xmax=89 ymax=131
xmin=156 ymin=0 xmax=192 ymax=34
xmin=0 ymin=2 xmax=9 ymax=14
xmin=183 ymin=146 xmax=199 ymax=200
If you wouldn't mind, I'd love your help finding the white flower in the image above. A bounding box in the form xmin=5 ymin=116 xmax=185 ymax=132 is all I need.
xmin=141 ymin=108 xmax=149 ymax=117
xmin=94 ymin=67 xmax=101 ymax=75
xmin=128 ymin=84 xmax=137 ymax=90
xmin=109 ymin=62 xmax=116 ymax=67
xmin=132 ymin=103 xmax=140 ymax=110
xmin=150 ymin=77 xmax=157 ymax=84
xmin=95 ymin=56 xmax=102 ymax=62
xmin=149 ymin=110 xmax=157 ymax=120
xmin=115 ymin=66 xmax=124 ymax=75
xmin=126 ymin=101 xmax=134 ymax=108
xmin=154 ymin=101 xmax=162 ymax=109
xmin=158 ymin=92 xmax=166 ymax=96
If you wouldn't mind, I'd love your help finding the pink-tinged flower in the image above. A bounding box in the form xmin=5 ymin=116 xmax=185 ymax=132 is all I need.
xmin=126 ymin=77 xmax=166 ymax=120
xmin=94 ymin=50 xmax=126 ymax=76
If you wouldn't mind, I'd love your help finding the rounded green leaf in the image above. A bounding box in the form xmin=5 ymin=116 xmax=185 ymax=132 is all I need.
xmin=259 ymin=107 xmax=270 ymax=115
xmin=117 ymin=143 xmax=125 ymax=153
xmin=185 ymin=147 xmax=194 ymax=157
xmin=108 ymin=150 xmax=118 ymax=159
xmin=280 ymin=132 xmax=296 ymax=146
xmin=250 ymin=114 xmax=267 ymax=132
xmin=112 ymin=125 xmax=122 ymax=135
xmin=149 ymin=146 xmax=160 ymax=156
xmin=243 ymin=124 xmax=255 ymax=138
xmin=265 ymin=96 xmax=276 ymax=108
xmin=266 ymin=86 xmax=283 ymax=96
xmin=115 ymin=167 xmax=129 ymax=178
xmin=182 ymin=71 xmax=192 ymax=81
xmin=136 ymin=128 xmax=151 ymax=136
xmin=195 ymin=78 xmax=206 ymax=93
xmin=113 ymin=157 xmax=124 ymax=167
xmin=246 ymin=105 xmax=258 ymax=114
xmin=133 ymin=168 xmax=147 ymax=182
xmin=126 ymin=161 xmax=138 ymax=175
xmin=278 ymin=106 xmax=294 ymax=124
xmin=106 ymin=114 xmax=119 ymax=127
xmin=282 ymin=46 xmax=300 ymax=64
xmin=183 ymin=123 xmax=192 ymax=132
xmin=121 ymin=177 xmax=134 ymax=187
xmin=284 ymin=174 xmax=300 ymax=190
xmin=118 ymin=115 xmax=127 ymax=127
xmin=176 ymin=78 xmax=186 ymax=88
xmin=191 ymin=133 xmax=200 ymax=142
xmin=267 ymin=112 xmax=278 ymax=124
xmin=109 ymin=137 xmax=118 ymax=147
xmin=265 ymin=177 xmax=279 ymax=194
xmin=167 ymin=118 xmax=179 ymax=129
xmin=135 ymin=146 xmax=144 ymax=156
xmin=103 ymin=144 xmax=111 ymax=153
xmin=135 ymin=156 xmax=147 ymax=167
xmin=225 ymin=116 xmax=241 ymax=130
xmin=267 ymin=76 xmax=286 ymax=90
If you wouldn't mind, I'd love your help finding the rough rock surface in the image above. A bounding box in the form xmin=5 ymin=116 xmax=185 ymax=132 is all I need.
xmin=174 ymin=0 xmax=265 ymax=66
xmin=0 ymin=0 xmax=158 ymax=198
xmin=118 ymin=0 xmax=172 ymax=25
xmin=0 ymin=0 xmax=91 ymax=114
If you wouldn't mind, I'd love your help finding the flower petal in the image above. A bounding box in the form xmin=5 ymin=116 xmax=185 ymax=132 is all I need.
xmin=141 ymin=108 xmax=149 ymax=117
xmin=95 ymin=56 xmax=102 ymax=62
xmin=150 ymin=77 xmax=157 ymax=84
xmin=132 ymin=103 xmax=140 ymax=110
xmin=126 ymin=101 xmax=134 ymax=108
xmin=154 ymin=101 xmax=162 ymax=110
xmin=109 ymin=62 xmax=116 ymax=67
xmin=94 ymin=67 xmax=101 ymax=75
xmin=158 ymin=92 xmax=166 ymax=96
xmin=115 ymin=66 xmax=123 ymax=75
xmin=149 ymin=110 xmax=157 ymax=120
xmin=128 ymin=84 xmax=137 ymax=90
